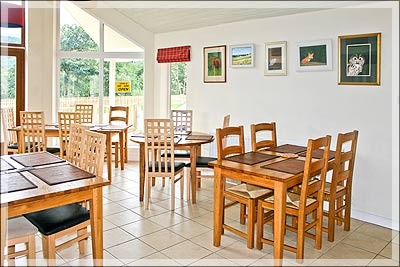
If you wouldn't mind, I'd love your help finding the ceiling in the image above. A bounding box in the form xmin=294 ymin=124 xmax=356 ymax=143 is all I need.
xmin=79 ymin=1 xmax=372 ymax=34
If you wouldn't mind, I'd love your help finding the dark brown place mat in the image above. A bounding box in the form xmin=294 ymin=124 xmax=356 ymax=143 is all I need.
xmin=226 ymin=152 xmax=279 ymax=165
xmin=1 ymin=172 xmax=37 ymax=194
xmin=298 ymin=149 xmax=336 ymax=160
xmin=186 ymin=135 xmax=213 ymax=141
xmin=28 ymin=164 xmax=95 ymax=185
xmin=266 ymin=144 xmax=307 ymax=154
xmin=1 ymin=159 xmax=15 ymax=172
xmin=261 ymin=158 xmax=305 ymax=174
xmin=11 ymin=152 xmax=66 ymax=167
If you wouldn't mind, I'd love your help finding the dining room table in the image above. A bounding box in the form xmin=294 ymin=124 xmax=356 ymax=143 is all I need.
xmin=0 ymin=151 xmax=110 ymax=265
xmin=208 ymin=144 xmax=335 ymax=264
xmin=130 ymin=131 xmax=214 ymax=203
xmin=10 ymin=123 xmax=132 ymax=181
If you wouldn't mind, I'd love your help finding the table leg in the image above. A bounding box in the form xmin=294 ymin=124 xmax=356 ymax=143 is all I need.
xmin=119 ymin=131 xmax=125 ymax=170
xmin=1 ymin=206 xmax=7 ymax=266
xmin=139 ymin=143 xmax=145 ymax=201
xmin=213 ymin=167 xmax=223 ymax=247
xmin=190 ymin=145 xmax=197 ymax=204
xmin=124 ymin=130 xmax=128 ymax=163
xmin=273 ymin=182 xmax=287 ymax=264
xmin=106 ymin=134 xmax=112 ymax=181
xmin=90 ymin=188 xmax=103 ymax=266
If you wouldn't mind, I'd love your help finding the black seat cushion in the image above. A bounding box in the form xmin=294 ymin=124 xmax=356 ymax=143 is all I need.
xmin=185 ymin=156 xmax=216 ymax=168
xmin=23 ymin=203 xmax=90 ymax=236
xmin=46 ymin=147 xmax=60 ymax=154
xmin=161 ymin=150 xmax=191 ymax=158
xmin=148 ymin=161 xmax=185 ymax=173
xmin=8 ymin=142 xmax=35 ymax=151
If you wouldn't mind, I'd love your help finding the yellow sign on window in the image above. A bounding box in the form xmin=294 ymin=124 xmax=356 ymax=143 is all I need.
xmin=115 ymin=81 xmax=131 ymax=93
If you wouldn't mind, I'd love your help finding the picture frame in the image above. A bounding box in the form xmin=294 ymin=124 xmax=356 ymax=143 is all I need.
xmin=203 ymin=45 xmax=226 ymax=83
xmin=296 ymin=39 xmax=332 ymax=72
xmin=230 ymin=44 xmax=254 ymax=68
xmin=338 ymin=32 xmax=381 ymax=85
xmin=264 ymin=41 xmax=287 ymax=76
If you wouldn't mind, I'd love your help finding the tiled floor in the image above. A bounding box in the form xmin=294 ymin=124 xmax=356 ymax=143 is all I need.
xmin=9 ymin=162 xmax=400 ymax=266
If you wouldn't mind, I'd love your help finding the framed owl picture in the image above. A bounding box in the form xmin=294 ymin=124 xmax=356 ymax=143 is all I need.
xmin=338 ymin=33 xmax=381 ymax=85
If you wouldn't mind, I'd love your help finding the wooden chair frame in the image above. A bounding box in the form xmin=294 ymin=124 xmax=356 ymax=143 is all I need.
xmin=75 ymin=104 xmax=93 ymax=123
xmin=171 ymin=109 xmax=193 ymax=133
xmin=58 ymin=112 xmax=81 ymax=159
xmin=20 ymin=111 xmax=46 ymax=153
xmin=67 ymin=123 xmax=90 ymax=168
xmin=1 ymin=107 xmax=18 ymax=154
xmin=109 ymin=106 xmax=129 ymax=167
xmin=250 ymin=122 xmax=277 ymax=152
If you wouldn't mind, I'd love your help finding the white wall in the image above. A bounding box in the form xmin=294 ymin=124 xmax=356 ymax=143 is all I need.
xmin=154 ymin=7 xmax=399 ymax=228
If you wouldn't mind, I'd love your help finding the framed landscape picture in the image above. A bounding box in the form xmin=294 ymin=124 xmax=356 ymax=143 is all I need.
xmin=296 ymin=39 xmax=332 ymax=72
xmin=230 ymin=44 xmax=254 ymax=68
xmin=203 ymin=45 xmax=226 ymax=83
xmin=264 ymin=41 xmax=287 ymax=76
xmin=338 ymin=32 xmax=381 ymax=85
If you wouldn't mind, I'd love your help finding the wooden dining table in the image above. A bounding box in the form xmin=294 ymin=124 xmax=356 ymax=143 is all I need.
xmin=0 ymin=151 xmax=110 ymax=265
xmin=208 ymin=144 xmax=335 ymax=264
xmin=11 ymin=123 xmax=132 ymax=181
xmin=130 ymin=132 xmax=214 ymax=203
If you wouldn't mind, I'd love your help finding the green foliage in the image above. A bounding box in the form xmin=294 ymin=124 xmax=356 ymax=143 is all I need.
xmin=1 ymin=57 xmax=16 ymax=99
xmin=60 ymin=24 xmax=98 ymax=52
xmin=170 ymin=62 xmax=187 ymax=95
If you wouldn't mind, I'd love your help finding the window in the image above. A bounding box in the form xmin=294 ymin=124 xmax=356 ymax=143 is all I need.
xmin=170 ymin=62 xmax=187 ymax=110
xmin=57 ymin=1 xmax=144 ymax=130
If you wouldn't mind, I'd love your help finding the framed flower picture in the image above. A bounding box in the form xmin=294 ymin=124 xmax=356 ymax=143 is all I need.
xmin=338 ymin=33 xmax=381 ymax=85
xmin=296 ymin=39 xmax=332 ymax=72
xmin=230 ymin=44 xmax=254 ymax=68
xmin=264 ymin=41 xmax=287 ymax=76
xmin=203 ymin=45 xmax=226 ymax=83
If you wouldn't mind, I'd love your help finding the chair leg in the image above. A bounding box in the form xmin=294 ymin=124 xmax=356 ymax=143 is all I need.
xmin=196 ymin=171 xmax=201 ymax=188
xmin=240 ymin=204 xmax=246 ymax=224
xmin=152 ymin=177 xmax=156 ymax=187
xmin=180 ymin=174 xmax=184 ymax=199
xmin=27 ymin=234 xmax=36 ymax=267
xmin=185 ymin=168 xmax=191 ymax=201
xmin=315 ymin=207 xmax=323 ymax=250
xmin=336 ymin=197 xmax=344 ymax=226
xmin=344 ymin=197 xmax=351 ymax=231
xmin=247 ymin=199 xmax=255 ymax=249
xmin=162 ymin=177 xmax=166 ymax=187
xmin=43 ymin=234 xmax=56 ymax=267
xmin=8 ymin=245 xmax=16 ymax=266
xmin=145 ymin=176 xmax=151 ymax=209
xmin=170 ymin=178 xmax=175 ymax=210
xmin=296 ymin=214 xmax=305 ymax=263
xmin=328 ymin=198 xmax=336 ymax=242
xmin=256 ymin=201 xmax=264 ymax=250
xmin=77 ymin=228 xmax=87 ymax=255
xmin=114 ymin=143 xmax=119 ymax=168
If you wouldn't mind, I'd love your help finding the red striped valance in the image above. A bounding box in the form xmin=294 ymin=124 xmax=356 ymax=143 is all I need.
xmin=156 ymin=45 xmax=191 ymax=63
xmin=0 ymin=2 xmax=25 ymax=28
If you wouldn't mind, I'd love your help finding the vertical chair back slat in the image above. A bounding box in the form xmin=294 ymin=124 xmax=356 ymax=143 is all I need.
xmin=20 ymin=111 xmax=46 ymax=153
xmin=250 ymin=122 xmax=277 ymax=152
xmin=58 ymin=112 xmax=81 ymax=159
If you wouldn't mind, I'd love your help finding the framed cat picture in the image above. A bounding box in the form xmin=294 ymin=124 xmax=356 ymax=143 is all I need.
xmin=338 ymin=33 xmax=381 ymax=85
xmin=296 ymin=39 xmax=332 ymax=72
xmin=264 ymin=41 xmax=287 ymax=76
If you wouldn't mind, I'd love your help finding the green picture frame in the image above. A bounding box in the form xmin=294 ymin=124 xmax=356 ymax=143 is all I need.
xmin=338 ymin=33 xmax=381 ymax=85
xmin=203 ymin=45 xmax=226 ymax=83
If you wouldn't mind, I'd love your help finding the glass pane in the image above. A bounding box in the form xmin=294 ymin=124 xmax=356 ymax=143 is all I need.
xmin=103 ymin=59 xmax=144 ymax=131
xmin=104 ymin=25 xmax=143 ymax=52
xmin=0 ymin=27 xmax=22 ymax=44
xmin=170 ymin=62 xmax=187 ymax=109
xmin=60 ymin=1 xmax=99 ymax=52
xmin=59 ymin=58 xmax=99 ymax=123
xmin=0 ymin=56 xmax=16 ymax=110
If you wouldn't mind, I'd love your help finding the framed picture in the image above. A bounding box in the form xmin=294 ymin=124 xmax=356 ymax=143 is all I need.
xmin=203 ymin=45 xmax=226 ymax=83
xmin=230 ymin=44 xmax=254 ymax=68
xmin=338 ymin=32 xmax=381 ymax=85
xmin=264 ymin=41 xmax=287 ymax=76
xmin=296 ymin=39 xmax=332 ymax=72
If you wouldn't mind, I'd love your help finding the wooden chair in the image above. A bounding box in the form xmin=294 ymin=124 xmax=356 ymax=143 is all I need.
xmin=67 ymin=123 xmax=90 ymax=167
xmin=171 ymin=109 xmax=193 ymax=133
xmin=1 ymin=107 xmax=18 ymax=154
xmin=216 ymin=125 xmax=273 ymax=249
xmin=250 ymin=122 xmax=277 ymax=152
xmin=23 ymin=130 xmax=106 ymax=266
xmin=75 ymin=104 xmax=93 ymax=123
xmin=5 ymin=216 xmax=38 ymax=267
xmin=256 ymin=135 xmax=331 ymax=261
xmin=58 ymin=112 xmax=81 ymax=159
xmin=323 ymin=130 xmax=359 ymax=242
xmin=144 ymin=119 xmax=185 ymax=210
xmin=109 ymin=106 xmax=129 ymax=167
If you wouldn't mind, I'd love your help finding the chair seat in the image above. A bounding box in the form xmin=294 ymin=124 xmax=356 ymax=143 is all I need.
xmin=7 ymin=216 xmax=38 ymax=240
xmin=227 ymin=183 xmax=273 ymax=199
xmin=264 ymin=192 xmax=317 ymax=209
xmin=46 ymin=147 xmax=60 ymax=154
xmin=324 ymin=182 xmax=346 ymax=194
xmin=24 ymin=203 xmax=90 ymax=236
xmin=162 ymin=150 xmax=191 ymax=158
xmin=185 ymin=156 xmax=217 ymax=168
xmin=148 ymin=161 xmax=185 ymax=173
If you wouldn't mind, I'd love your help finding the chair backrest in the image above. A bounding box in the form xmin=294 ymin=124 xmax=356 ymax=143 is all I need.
xmin=144 ymin=119 xmax=176 ymax=177
xmin=0 ymin=116 xmax=8 ymax=155
xmin=67 ymin=123 xmax=90 ymax=167
xmin=109 ymin=106 xmax=129 ymax=124
xmin=80 ymin=130 xmax=106 ymax=176
xmin=331 ymin=130 xmax=359 ymax=194
xmin=299 ymin=135 xmax=331 ymax=209
xmin=171 ymin=109 xmax=192 ymax=132
xmin=223 ymin=115 xmax=230 ymax=128
xmin=250 ymin=122 xmax=277 ymax=152
xmin=1 ymin=107 xmax=18 ymax=145
xmin=20 ymin=111 xmax=46 ymax=153
xmin=216 ymin=125 xmax=245 ymax=159
xmin=58 ymin=112 xmax=81 ymax=159
xmin=75 ymin=104 xmax=93 ymax=123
